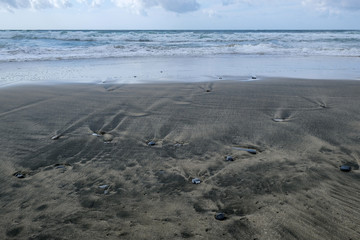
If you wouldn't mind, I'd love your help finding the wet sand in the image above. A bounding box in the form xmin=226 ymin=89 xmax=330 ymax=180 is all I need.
xmin=0 ymin=78 xmax=360 ymax=239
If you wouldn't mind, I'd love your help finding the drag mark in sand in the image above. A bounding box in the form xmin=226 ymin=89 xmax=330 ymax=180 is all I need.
xmin=198 ymin=82 xmax=214 ymax=93
xmin=0 ymin=98 xmax=53 ymax=118
xmin=232 ymin=145 xmax=260 ymax=154
xmin=300 ymin=96 xmax=329 ymax=109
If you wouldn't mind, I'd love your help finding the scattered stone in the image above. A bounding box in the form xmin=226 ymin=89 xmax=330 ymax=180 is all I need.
xmin=103 ymin=133 xmax=114 ymax=142
xmin=15 ymin=173 xmax=24 ymax=178
xmin=206 ymin=90 xmax=211 ymax=92
xmin=192 ymin=178 xmax=201 ymax=184
xmin=273 ymin=118 xmax=286 ymax=122
xmin=148 ymin=141 xmax=156 ymax=146
xmin=251 ymin=76 xmax=257 ymax=80
xmin=174 ymin=143 xmax=183 ymax=147
xmin=340 ymin=165 xmax=351 ymax=172
xmin=104 ymin=190 xmax=109 ymax=195
xmin=13 ymin=172 xmax=25 ymax=178
xmin=51 ymin=134 xmax=61 ymax=140
xmin=219 ymin=77 xmax=222 ymax=80
xmin=226 ymin=156 xmax=234 ymax=161
xmin=99 ymin=184 xmax=109 ymax=189
xmin=55 ymin=165 xmax=65 ymax=169
xmin=215 ymin=213 xmax=226 ymax=221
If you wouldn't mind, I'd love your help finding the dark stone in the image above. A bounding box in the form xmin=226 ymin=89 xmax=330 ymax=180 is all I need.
xmin=340 ymin=165 xmax=351 ymax=172
xmin=148 ymin=141 xmax=156 ymax=146
xmin=215 ymin=212 xmax=226 ymax=221
xmin=226 ymin=156 xmax=234 ymax=161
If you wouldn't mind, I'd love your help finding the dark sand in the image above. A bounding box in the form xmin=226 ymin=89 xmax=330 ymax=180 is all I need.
xmin=0 ymin=78 xmax=360 ymax=239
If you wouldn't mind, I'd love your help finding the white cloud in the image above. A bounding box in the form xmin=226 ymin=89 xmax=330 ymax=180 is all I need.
xmin=78 ymin=0 xmax=104 ymax=7
xmin=302 ymin=0 xmax=360 ymax=15
xmin=222 ymin=0 xmax=360 ymax=11
xmin=1 ymin=0 xmax=359 ymax=14
xmin=222 ymin=0 xmax=255 ymax=5
xmin=0 ymin=0 xmax=200 ymax=12
xmin=111 ymin=0 xmax=200 ymax=14
xmin=0 ymin=0 xmax=71 ymax=10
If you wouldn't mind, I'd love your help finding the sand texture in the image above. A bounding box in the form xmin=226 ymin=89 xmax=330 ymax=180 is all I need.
xmin=0 ymin=78 xmax=360 ymax=239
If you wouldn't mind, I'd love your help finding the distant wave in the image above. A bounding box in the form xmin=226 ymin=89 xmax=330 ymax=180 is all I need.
xmin=0 ymin=30 xmax=359 ymax=62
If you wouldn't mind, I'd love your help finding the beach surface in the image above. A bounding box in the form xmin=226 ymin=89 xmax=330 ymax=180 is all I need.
xmin=0 ymin=78 xmax=360 ymax=239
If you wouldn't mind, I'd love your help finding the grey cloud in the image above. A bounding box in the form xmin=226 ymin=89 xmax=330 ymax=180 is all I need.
xmin=159 ymin=0 xmax=200 ymax=13
xmin=112 ymin=0 xmax=200 ymax=14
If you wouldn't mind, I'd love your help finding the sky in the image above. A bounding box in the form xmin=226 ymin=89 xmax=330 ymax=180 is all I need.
xmin=0 ymin=0 xmax=359 ymax=29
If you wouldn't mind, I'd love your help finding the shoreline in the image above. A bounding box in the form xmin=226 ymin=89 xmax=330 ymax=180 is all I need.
xmin=1 ymin=55 xmax=360 ymax=88
xmin=1 ymin=78 xmax=360 ymax=239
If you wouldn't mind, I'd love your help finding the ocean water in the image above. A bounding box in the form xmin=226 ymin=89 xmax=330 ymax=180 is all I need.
xmin=1 ymin=30 xmax=360 ymax=86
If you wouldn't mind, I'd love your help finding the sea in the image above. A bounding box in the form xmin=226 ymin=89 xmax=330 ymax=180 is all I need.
xmin=1 ymin=30 xmax=360 ymax=86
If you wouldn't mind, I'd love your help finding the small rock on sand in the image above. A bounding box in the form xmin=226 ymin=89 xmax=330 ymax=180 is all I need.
xmin=340 ymin=165 xmax=351 ymax=172
xmin=99 ymin=184 xmax=109 ymax=189
xmin=103 ymin=133 xmax=113 ymax=142
xmin=13 ymin=172 xmax=25 ymax=178
xmin=273 ymin=118 xmax=286 ymax=122
xmin=192 ymin=178 xmax=201 ymax=184
xmin=215 ymin=213 xmax=226 ymax=221
xmin=51 ymin=134 xmax=61 ymax=140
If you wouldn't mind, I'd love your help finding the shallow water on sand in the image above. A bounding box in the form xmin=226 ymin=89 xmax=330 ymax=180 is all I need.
xmin=0 ymin=55 xmax=360 ymax=87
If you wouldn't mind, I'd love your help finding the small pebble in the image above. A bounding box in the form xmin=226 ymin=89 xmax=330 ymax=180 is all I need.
xmin=148 ymin=141 xmax=156 ymax=146
xmin=99 ymin=184 xmax=109 ymax=189
xmin=340 ymin=165 xmax=351 ymax=172
xmin=192 ymin=178 xmax=201 ymax=184
xmin=273 ymin=118 xmax=286 ymax=122
xmin=226 ymin=156 xmax=234 ymax=161
xmin=55 ymin=165 xmax=65 ymax=169
xmin=14 ymin=173 xmax=24 ymax=178
xmin=104 ymin=190 xmax=109 ymax=195
xmin=103 ymin=133 xmax=114 ymax=142
xmin=215 ymin=213 xmax=226 ymax=221
xmin=251 ymin=76 xmax=257 ymax=80
xmin=51 ymin=134 xmax=61 ymax=140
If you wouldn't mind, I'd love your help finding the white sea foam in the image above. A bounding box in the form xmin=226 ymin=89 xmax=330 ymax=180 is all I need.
xmin=1 ymin=30 xmax=360 ymax=62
